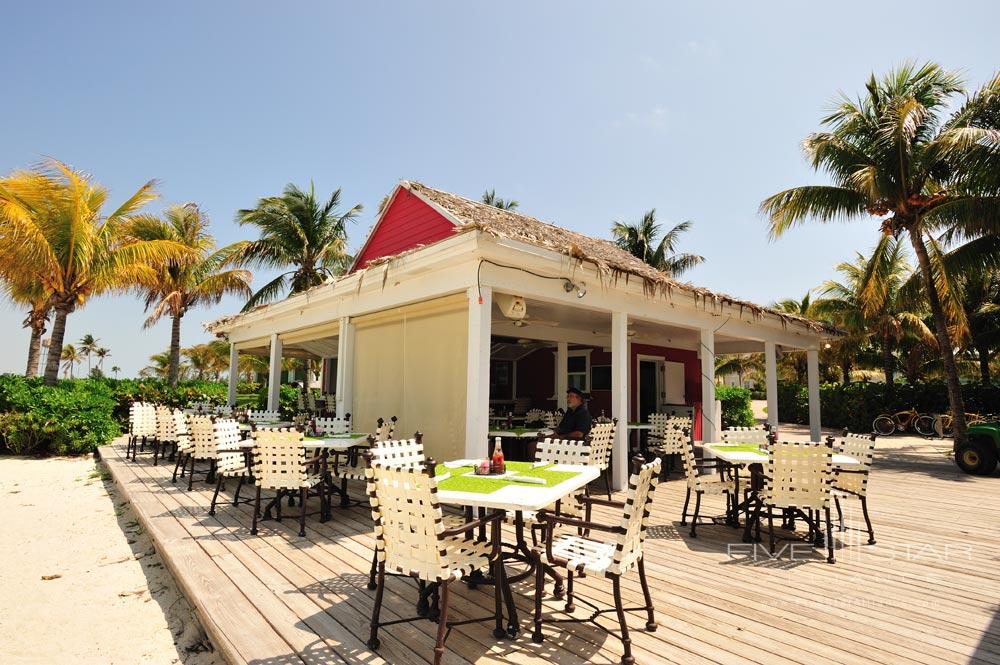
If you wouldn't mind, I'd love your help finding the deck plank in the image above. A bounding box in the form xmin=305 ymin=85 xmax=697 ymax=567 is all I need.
xmin=100 ymin=435 xmax=1000 ymax=665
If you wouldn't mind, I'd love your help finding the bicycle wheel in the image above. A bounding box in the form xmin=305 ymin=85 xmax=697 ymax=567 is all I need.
xmin=873 ymin=415 xmax=896 ymax=436
xmin=941 ymin=417 xmax=954 ymax=437
xmin=914 ymin=414 xmax=936 ymax=437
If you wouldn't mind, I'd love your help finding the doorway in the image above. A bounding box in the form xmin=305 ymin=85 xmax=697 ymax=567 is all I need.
xmin=637 ymin=358 xmax=662 ymax=423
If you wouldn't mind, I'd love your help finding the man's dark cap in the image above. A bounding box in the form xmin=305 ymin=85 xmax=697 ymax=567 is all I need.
xmin=566 ymin=387 xmax=587 ymax=399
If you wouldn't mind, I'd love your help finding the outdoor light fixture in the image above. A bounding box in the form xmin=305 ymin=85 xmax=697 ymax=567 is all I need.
xmin=824 ymin=342 xmax=832 ymax=349
xmin=563 ymin=279 xmax=587 ymax=298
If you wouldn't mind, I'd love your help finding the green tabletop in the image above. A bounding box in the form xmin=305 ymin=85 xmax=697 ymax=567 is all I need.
xmin=434 ymin=460 xmax=580 ymax=494
xmin=709 ymin=443 xmax=765 ymax=454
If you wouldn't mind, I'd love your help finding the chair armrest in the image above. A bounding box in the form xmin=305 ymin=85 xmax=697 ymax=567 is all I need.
xmin=535 ymin=510 xmax=623 ymax=535
xmin=578 ymin=496 xmax=626 ymax=509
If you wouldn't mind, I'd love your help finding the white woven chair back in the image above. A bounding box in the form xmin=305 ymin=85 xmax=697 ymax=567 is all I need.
xmin=189 ymin=415 xmax=217 ymax=459
xmin=536 ymin=437 xmax=591 ymax=465
xmin=172 ymin=409 xmax=193 ymax=452
xmin=832 ymin=432 xmax=875 ymax=495
xmin=657 ymin=426 xmax=688 ymax=455
xmin=307 ymin=393 xmax=318 ymax=412
xmin=129 ymin=402 xmax=157 ymax=437
xmin=214 ymin=419 xmax=245 ymax=475
xmin=587 ymin=421 xmax=616 ymax=470
xmin=373 ymin=417 xmax=397 ymax=442
xmin=542 ymin=410 xmax=561 ymax=429
xmin=610 ymin=458 xmax=660 ymax=576
xmin=366 ymin=462 xmax=451 ymax=582
xmin=252 ymin=427 xmax=308 ymax=490
xmin=720 ymin=426 xmax=769 ymax=446
xmin=525 ymin=408 xmax=546 ymax=424
xmin=315 ymin=416 xmax=351 ymax=435
xmin=248 ymin=409 xmax=282 ymax=424
xmin=155 ymin=405 xmax=177 ymax=442
xmin=215 ymin=405 xmax=233 ymax=417
xmin=764 ymin=441 xmax=832 ymax=510
xmin=680 ymin=439 xmax=701 ymax=488
xmin=370 ymin=434 xmax=425 ymax=468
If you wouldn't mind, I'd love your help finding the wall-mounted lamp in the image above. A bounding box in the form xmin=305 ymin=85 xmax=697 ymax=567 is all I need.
xmin=563 ymin=280 xmax=587 ymax=298
xmin=824 ymin=342 xmax=832 ymax=349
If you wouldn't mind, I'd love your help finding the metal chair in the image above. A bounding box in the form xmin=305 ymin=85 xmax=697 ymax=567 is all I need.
xmin=365 ymin=457 xmax=505 ymax=664
xmin=170 ymin=411 xmax=195 ymax=484
xmin=679 ymin=437 xmax=737 ymax=537
xmin=208 ymin=419 xmax=252 ymax=516
xmin=329 ymin=417 xmax=396 ymax=507
xmin=587 ymin=420 xmax=616 ymax=500
xmin=532 ymin=457 xmax=660 ymax=665
xmin=250 ymin=427 xmax=328 ymax=538
xmin=827 ymin=431 xmax=877 ymax=545
xmin=314 ymin=415 xmax=351 ymax=435
xmin=247 ymin=409 xmax=282 ymax=425
xmin=126 ymin=402 xmax=156 ymax=460
xmin=153 ymin=405 xmax=180 ymax=466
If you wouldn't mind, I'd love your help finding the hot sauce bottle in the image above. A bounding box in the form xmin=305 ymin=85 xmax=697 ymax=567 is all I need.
xmin=491 ymin=437 xmax=505 ymax=475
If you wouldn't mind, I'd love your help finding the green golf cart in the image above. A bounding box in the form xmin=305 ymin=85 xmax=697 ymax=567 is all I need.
xmin=954 ymin=421 xmax=1000 ymax=475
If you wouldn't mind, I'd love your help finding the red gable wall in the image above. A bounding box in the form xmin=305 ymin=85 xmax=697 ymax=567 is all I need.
xmin=351 ymin=188 xmax=456 ymax=271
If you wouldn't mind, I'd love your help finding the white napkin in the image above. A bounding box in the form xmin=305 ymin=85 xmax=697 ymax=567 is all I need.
xmin=444 ymin=459 xmax=479 ymax=468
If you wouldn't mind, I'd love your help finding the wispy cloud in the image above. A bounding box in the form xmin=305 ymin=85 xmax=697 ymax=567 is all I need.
xmin=613 ymin=106 xmax=671 ymax=132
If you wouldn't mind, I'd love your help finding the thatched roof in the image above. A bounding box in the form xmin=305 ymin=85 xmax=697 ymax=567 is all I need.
xmin=404 ymin=181 xmax=839 ymax=335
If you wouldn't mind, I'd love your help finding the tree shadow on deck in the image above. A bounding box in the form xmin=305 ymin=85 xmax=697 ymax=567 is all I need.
xmin=973 ymin=604 xmax=1000 ymax=664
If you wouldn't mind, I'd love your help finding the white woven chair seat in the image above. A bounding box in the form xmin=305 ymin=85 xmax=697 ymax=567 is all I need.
xmin=333 ymin=464 xmax=366 ymax=481
xmin=536 ymin=534 xmax=618 ymax=576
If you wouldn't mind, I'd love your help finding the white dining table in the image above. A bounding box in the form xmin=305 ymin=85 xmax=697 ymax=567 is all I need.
xmin=703 ymin=443 xmax=860 ymax=468
xmin=487 ymin=429 xmax=544 ymax=439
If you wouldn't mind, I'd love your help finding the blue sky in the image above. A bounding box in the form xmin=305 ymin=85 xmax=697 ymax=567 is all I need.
xmin=1 ymin=1 xmax=996 ymax=376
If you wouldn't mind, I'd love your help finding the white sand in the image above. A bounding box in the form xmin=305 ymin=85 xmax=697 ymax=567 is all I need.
xmin=0 ymin=455 xmax=225 ymax=665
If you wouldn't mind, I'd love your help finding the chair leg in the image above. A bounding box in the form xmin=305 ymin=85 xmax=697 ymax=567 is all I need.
xmin=768 ymin=507 xmax=776 ymax=555
xmin=209 ymin=474 xmax=224 ymax=516
xmin=187 ymin=454 xmax=196 ymax=491
xmin=172 ymin=451 xmax=184 ymax=483
xmin=564 ymin=571 xmax=575 ymax=613
xmin=367 ymin=550 xmax=378 ymax=590
xmin=680 ymin=487 xmax=691 ymax=526
xmin=825 ymin=506 xmax=836 ymax=563
xmin=834 ymin=496 xmax=845 ymax=531
xmin=251 ymin=486 xmax=261 ymax=535
xmin=340 ymin=477 xmax=350 ymax=508
xmin=612 ymin=575 xmax=634 ymax=665
xmin=860 ymin=496 xmax=876 ymax=544
xmin=233 ymin=475 xmax=244 ymax=506
xmin=276 ymin=490 xmax=283 ymax=521
xmin=689 ymin=492 xmax=702 ymax=537
xmin=492 ymin=546 xmax=505 ymax=639
xmin=531 ymin=553 xmax=545 ymax=643
xmin=298 ymin=486 xmax=308 ymax=537
xmin=367 ymin=562 xmax=385 ymax=650
xmin=604 ymin=467 xmax=613 ymax=501
xmin=637 ymin=556 xmax=656 ymax=631
xmin=152 ymin=440 xmax=160 ymax=466
xmin=433 ymin=580 xmax=450 ymax=665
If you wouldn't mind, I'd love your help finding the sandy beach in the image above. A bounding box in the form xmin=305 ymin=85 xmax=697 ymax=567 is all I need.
xmin=0 ymin=454 xmax=223 ymax=665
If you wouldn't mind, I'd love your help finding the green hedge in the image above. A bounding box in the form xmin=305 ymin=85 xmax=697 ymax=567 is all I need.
xmin=0 ymin=376 xmax=120 ymax=455
xmin=776 ymin=380 xmax=1000 ymax=432
xmin=716 ymin=385 xmax=755 ymax=428
xmin=255 ymin=383 xmax=299 ymax=418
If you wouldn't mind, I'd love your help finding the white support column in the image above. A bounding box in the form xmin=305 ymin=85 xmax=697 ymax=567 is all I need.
xmin=556 ymin=342 xmax=568 ymax=409
xmin=267 ymin=333 xmax=283 ymax=412
xmin=807 ymin=348 xmax=821 ymax=441
xmin=227 ymin=344 xmax=239 ymax=407
xmin=764 ymin=340 xmax=778 ymax=429
xmin=611 ymin=311 xmax=629 ymax=491
xmin=700 ymin=327 xmax=716 ymax=443
xmin=335 ymin=317 xmax=354 ymax=418
xmin=465 ymin=286 xmax=492 ymax=458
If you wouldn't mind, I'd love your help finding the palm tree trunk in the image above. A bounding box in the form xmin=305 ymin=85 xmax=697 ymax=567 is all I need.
xmin=43 ymin=305 xmax=71 ymax=386
xmin=908 ymin=227 xmax=968 ymax=446
xmin=975 ymin=342 xmax=991 ymax=385
xmin=882 ymin=334 xmax=895 ymax=388
xmin=168 ymin=312 xmax=183 ymax=388
xmin=841 ymin=359 xmax=851 ymax=385
xmin=24 ymin=306 xmax=47 ymax=378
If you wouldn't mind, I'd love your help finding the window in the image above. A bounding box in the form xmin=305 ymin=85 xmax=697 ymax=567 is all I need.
xmin=490 ymin=359 xmax=513 ymax=400
xmin=591 ymin=364 xmax=611 ymax=391
xmin=551 ymin=348 xmax=592 ymax=397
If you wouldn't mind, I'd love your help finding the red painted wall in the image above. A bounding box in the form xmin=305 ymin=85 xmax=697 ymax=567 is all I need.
xmin=351 ymin=188 xmax=456 ymax=271
xmin=515 ymin=348 xmax=556 ymax=408
xmin=629 ymin=343 xmax=702 ymax=439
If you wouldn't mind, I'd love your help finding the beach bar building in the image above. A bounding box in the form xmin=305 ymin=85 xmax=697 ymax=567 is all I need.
xmin=208 ymin=181 xmax=837 ymax=489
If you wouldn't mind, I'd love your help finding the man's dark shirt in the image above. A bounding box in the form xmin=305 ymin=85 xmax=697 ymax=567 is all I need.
xmin=556 ymin=404 xmax=592 ymax=438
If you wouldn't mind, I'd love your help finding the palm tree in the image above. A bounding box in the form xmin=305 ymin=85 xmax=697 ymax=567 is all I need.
xmin=0 ymin=160 xmax=187 ymax=385
xmin=772 ymin=293 xmax=816 ymax=383
xmin=813 ymin=236 xmax=934 ymax=386
xmin=1 ymin=279 xmax=50 ymax=377
xmin=761 ymin=63 xmax=1000 ymax=447
xmin=611 ymin=209 xmax=705 ymax=277
xmin=141 ymin=351 xmax=174 ymax=379
xmin=129 ymin=203 xmax=251 ymax=387
xmin=111 ymin=365 xmax=121 ymax=378
xmin=95 ymin=347 xmax=111 ymax=373
xmin=60 ymin=344 xmax=81 ymax=379
xmin=79 ymin=334 xmax=98 ymax=376
xmin=235 ymin=183 xmax=362 ymax=310
xmin=184 ymin=343 xmax=216 ymax=380
xmin=482 ymin=189 xmax=519 ymax=210
xmin=715 ymin=354 xmax=764 ymax=387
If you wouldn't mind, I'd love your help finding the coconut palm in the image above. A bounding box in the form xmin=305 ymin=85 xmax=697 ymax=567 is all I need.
xmin=771 ymin=293 xmax=817 ymax=383
xmin=0 ymin=160 xmax=188 ymax=385
xmin=141 ymin=351 xmax=176 ymax=379
xmin=111 ymin=365 xmax=121 ymax=379
xmin=482 ymin=189 xmax=519 ymax=210
xmin=715 ymin=354 xmax=764 ymax=387
xmin=94 ymin=347 xmax=111 ymax=373
xmin=611 ymin=209 xmax=705 ymax=277
xmin=1 ymin=279 xmax=50 ymax=377
xmin=761 ymin=62 xmax=1000 ymax=446
xmin=128 ymin=203 xmax=251 ymax=387
xmin=79 ymin=334 xmax=99 ymax=376
xmin=184 ymin=343 xmax=217 ymax=380
xmin=813 ymin=236 xmax=934 ymax=386
xmin=60 ymin=344 xmax=81 ymax=379
xmin=235 ymin=183 xmax=362 ymax=311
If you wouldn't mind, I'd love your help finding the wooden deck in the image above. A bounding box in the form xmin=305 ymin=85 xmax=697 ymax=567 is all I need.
xmin=99 ymin=433 xmax=1000 ymax=665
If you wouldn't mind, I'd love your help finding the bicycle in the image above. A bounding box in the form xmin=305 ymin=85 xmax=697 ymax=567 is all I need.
xmin=934 ymin=412 xmax=987 ymax=437
xmin=872 ymin=408 xmax=936 ymax=436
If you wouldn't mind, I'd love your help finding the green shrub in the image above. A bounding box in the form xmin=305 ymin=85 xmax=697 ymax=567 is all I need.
xmin=255 ymin=383 xmax=298 ymax=418
xmin=0 ymin=375 xmax=120 ymax=455
xmin=716 ymin=385 xmax=755 ymax=428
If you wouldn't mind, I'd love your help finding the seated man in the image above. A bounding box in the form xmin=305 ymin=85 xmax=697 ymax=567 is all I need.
xmin=555 ymin=387 xmax=592 ymax=439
